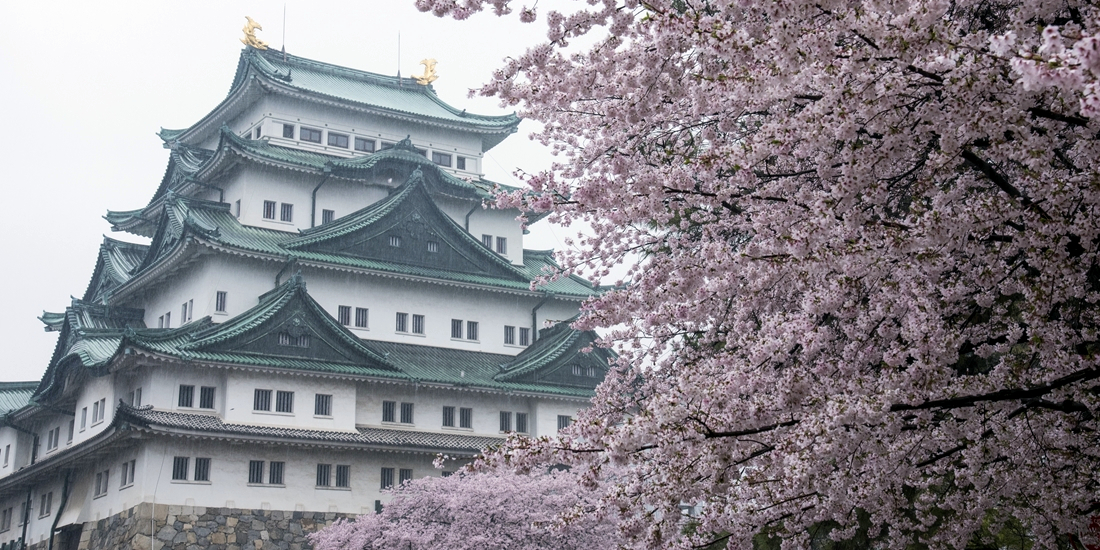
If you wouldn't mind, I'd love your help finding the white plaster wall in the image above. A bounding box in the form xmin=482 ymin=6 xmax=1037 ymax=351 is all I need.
xmin=223 ymin=370 xmax=356 ymax=432
xmin=0 ymin=427 xmax=21 ymax=476
xmin=71 ymin=376 xmax=116 ymax=447
xmin=0 ymin=475 xmax=66 ymax=546
xmin=531 ymin=400 xmax=587 ymax=439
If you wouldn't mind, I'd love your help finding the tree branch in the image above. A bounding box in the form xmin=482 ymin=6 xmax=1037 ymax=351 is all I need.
xmin=960 ymin=149 xmax=1051 ymax=221
xmin=891 ymin=367 xmax=1100 ymax=412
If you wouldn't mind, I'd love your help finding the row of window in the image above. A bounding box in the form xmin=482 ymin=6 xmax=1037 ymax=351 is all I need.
xmin=277 ymin=123 xmax=473 ymax=170
xmin=263 ymin=200 xmax=295 ymax=223
xmin=250 ymin=389 xmax=334 ymax=416
xmin=159 ymin=300 xmax=196 ymax=329
xmin=179 ymin=385 xmax=217 ymax=409
xmin=480 ymin=234 xmax=508 ymax=255
xmin=172 ymin=456 xmax=354 ymax=489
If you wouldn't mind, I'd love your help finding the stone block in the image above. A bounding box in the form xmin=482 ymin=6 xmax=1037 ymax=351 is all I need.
xmin=167 ymin=505 xmax=182 ymax=517
xmin=251 ymin=520 xmax=265 ymax=531
xmin=181 ymin=506 xmax=194 ymax=517
xmin=226 ymin=517 xmax=239 ymax=528
xmin=195 ymin=507 xmax=207 ymax=517
xmin=211 ymin=532 xmax=227 ymax=545
xmin=156 ymin=526 xmax=177 ymax=542
xmin=260 ymin=531 xmax=270 ymax=541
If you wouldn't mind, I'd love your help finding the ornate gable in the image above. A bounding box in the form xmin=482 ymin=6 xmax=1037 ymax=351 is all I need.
xmin=494 ymin=321 xmax=613 ymax=389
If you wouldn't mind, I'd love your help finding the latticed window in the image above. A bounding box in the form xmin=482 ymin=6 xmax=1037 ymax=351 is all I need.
xmin=400 ymin=402 xmax=414 ymax=424
xmin=399 ymin=468 xmax=413 ymax=485
xmin=354 ymin=137 xmax=375 ymax=152
xmin=558 ymin=415 xmax=573 ymax=431
xmin=431 ymin=151 xmax=451 ymax=166
xmin=301 ymin=127 xmax=322 ymax=143
xmin=178 ymin=385 xmax=194 ymax=408
xmin=336 ymin=465 xmax=351 ymax=488
xmin=467 ymin=321 xmax=479 ymax=341
xmin=199 ymin=386 xmax=216 ymax=409
xmin=248 ymin=461 xmax=264 ymax=484
xmin=328 ymin=132 xmax=349 ymax=148
xmin=504 ymin=326 xmax=516 ymax=345
xmin=516 ymin=412 xmax=528 ymax=433
xmin=380 ymin=467 xmax=394 ymax=489
xmin=396 ymin=312 xmax=408 ymax=332
xmin=316 ymin=464 xmax=332 ymax=487
xmin=338 ymin=305 xmax=351 ymax=325
xmin=499 ymin=411 xmax=512 ymax=432
xmin=215 ymin=291 xmax=228 ymax=313
xmin=322 ymin=209 xmax=335 ymax=224
xmin=254 ymin=389 xmax=272 ymax=411
xmin=442 ymin=406 xmax=455 ymax=427
xmin=194 ymin=458 xmax=210 ymax=482
xmin=172 ymin=457 xmax=189 ymax=480
xmin=275 ymin=391 xmax=294 ymax=413
xmin=315 ymin=394 xmax=332 ymax=416
xmin=280 ymin=203 xmax=293 ymax=222
xmin=382 ymin=401 xmax=396 ymax=423
xmin=519 ymin=327 xmax=531 ymax=346
xmin=263 ymin=201 xmax=276 ymax=219
xmin=355 ymin=308 xmax=369 ymax=328
xmin=269 ymin=461 xmax=284 ymax=485
xmin=451 ymin=319 xmax=463 ymax=339
xmin=412 ymin=314 xmax=425 ymax=335
xmin=278 ymin=332 xmax=310 ymax=348
xmin=496 ymin=237 xmax=507 ymax=254
xmin=460 ymin=407 xmax=473 ymax=429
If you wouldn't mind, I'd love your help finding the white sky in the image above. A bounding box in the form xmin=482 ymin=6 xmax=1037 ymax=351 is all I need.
xmin=0 ymin=1 xmax=576 ymax=381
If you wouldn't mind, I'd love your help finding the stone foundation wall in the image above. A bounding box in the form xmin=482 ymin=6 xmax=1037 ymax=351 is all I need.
xmin=28 ymin=503 xmax=356 ymax=550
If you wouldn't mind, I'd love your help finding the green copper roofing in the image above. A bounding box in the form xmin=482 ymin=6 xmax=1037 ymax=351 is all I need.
xmin=82 ymin=237 xmax=149 ymax=303
xmin=159 ymin=48 xmax=518 ymax=151
xmin=0 ymin=382 xmax=37 ymax=414
xmin=34 ymin=299 xmax=144 ymax=400
xmin=496 ymin=317 xmax=613 ymax=387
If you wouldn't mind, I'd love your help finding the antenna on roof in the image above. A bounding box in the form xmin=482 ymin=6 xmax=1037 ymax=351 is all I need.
xmin=282 ymin=3 xmax=287 ymax=61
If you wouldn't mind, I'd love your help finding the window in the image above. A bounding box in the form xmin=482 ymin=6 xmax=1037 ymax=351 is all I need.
xmin=269 ymin=461 xmax=285 ymax=485
xmin=215 ymin=291 xmax=228 ymax=313
xmin=354 ymin=137 xmax=375 ymax=152
xmin=382 ymin=401 xmax=396 ymax=423
xmin=442 ymin=406 xmax=455 ymax=427
xmin=254 ymin=127 xmax=261 ymax=139
xmin=504 ymin=325 xmax=516 ymax=345
xmin=500 ymin=411 xmax=512 ymax=432
xmin=121 ymin=459 xmax=136 ymax=487
xmin=275 ymin=391 xmax=294 ymax=413
xmin=194 ymin=458 xmax=210 ymax=482
xmin=199 ymin=386 xmax=216 ymax=409
xmin=573 ymin=365 xmax=597 ymax=377
xmin=3 ymin=444 xmax=8 ymax=466
xmin=451 ymin=319 xmax=463 ymax=339
xmin=280 ymin=203 xmax=294 ymax=222
xmin=132 ymin=388 xmax=142 ymax=407
xmin=399 ymin=468 xmax=413 ymax=485
xmin=412 ymin=314 xmax=425 ymax=335
xmin=520 ymin=327 xmax=531 ymax=346
xmin=254 ymin=389 xmax=273 ymax=411
xmin=40 ymin=491 xmax=53 ymax=517
xmin=467 ymin=321 xmax=479 ymax=341
xmin=496 ymin=236 xmax=507 ymax=255
xmin=338 ymin=305 xmax=351 ymax=325
xmin=322 ymin=209 xmax=335 ymax=224
xmin=427 ymin=241 xmax=438 ymax=253
xmin=178 ymin=385 xmax=195 ymax=407
xmin=315 ymin=394 xmax=332 ymax=416
xmin=316 ymin=464 xmax=332 ymax=487
xmin=482 ymin=234 xmax=493 ymax=248
xmin=301 ymin=127 xmax=322 ymax=143
xmin=460 ymin=407 xmax=473 ymax=429
xmin=558 ymin=415 xmax=573 ymax=431
xmin=235 ymin=199 xmax=241 ymax=217
xmin=181 ymin=302 xmax=189 ymax=324
xmin=380 ymin=467 xmax=394 ymax=489
xmin=336 ymin=465 xmax=350 ymax=488
xmin=67 ymin=420 xmax=74 ymax=443
xmin=278 ymin=332 xmax=310 ymax=347
xmin=263 ymin=200 xmax=277 ymax=219
xmin=355 ymin=307 xmax=369 ymax=328
xmin=431 ymin=151 xmax=452 ymax=166
xmin=158 ymin=315 xmax=164 ymax=329
xmin=282 ymin=124 xmax=295 ymax=138
xmin=99 ymin=398 xmax=107 ymax=422
xmin=389 ymin=235 xmax=401 ymax=247
xmin=400 ymin=402 xmax=414 ymax=424
xmin=248 ymin=460 xmax=264 ymax=484
xmin=47 ymin=427 xmax=60 ymax=451
xmin=1 ymin=507 xmax=10 ymax=532
xmin=164 ymin=311 xmax=171 ymax=328
xmin=457 ymin=156 xmax=468 ymax=170
xmin=396 ymin=312 xmax=408 ymax=333
xmin=172 ymin=457 xmax=190 ymax=480
xmin=80 ymin=407 xmax=87 ymax=430
xmin=328 ymin=132 xmax=349 ymax=148
xmin=516 ymin=412 xmax=529 ymax=433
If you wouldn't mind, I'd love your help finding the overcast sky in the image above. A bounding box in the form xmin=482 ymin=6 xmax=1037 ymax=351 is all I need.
xmin=0 ymin=1 xmax=573 ymax=381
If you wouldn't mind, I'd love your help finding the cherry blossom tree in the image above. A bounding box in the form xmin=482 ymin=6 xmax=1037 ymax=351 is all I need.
xmin=308 ymin=470 xmax=617 ymax=550
xmin=413 ymin=0 xmax=1100 ymax=548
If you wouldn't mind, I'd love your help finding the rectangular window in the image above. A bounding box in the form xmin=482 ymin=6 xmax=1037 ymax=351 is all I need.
xmin=120 ymin=461 xmax=130 ymax=488
xmin=99 ymin=398 xmax=106 ymax=422
xmin=336 ymin=465 xmax=351 ymax=488
xmin=322 ymin=209 xmax=335 ymax=224
xmin=412 ymin=314 xmax=425 ymax=335
xmin=81 ymin=407 xmax=87 ymax=430
xmin=254 ymin=389 xmax=272 ymax=411
xmin=504 ymin=325 xmax=516 ymax=345
xmin=92 ymin=400 xmax=100 ymax=423
xmin=457 ymin=156 xmax=467 ymax=170
xmin=467 ymin=321 xmax=479 ymax=341
xmin=172 ymin=457 xmax=190 ymax=481
xmin=135 ymin=387 xmax=142 ymax=406
xmin=481 ymin=234 xmax=492 ymax=248
xmin=254 ymin=127 xmax=261 ymax=139
xmin=520 ymin=327 xmax=531 ymax=346
xmin=354 ymin=137 xmax=375 ymax=152
xmin=396 ymin=312 xmax=408 ymax=332
xmin=459 ymin=407 xmax=473 ymax=429
xmin=496 ymin=236 xmax=507 ymax=254
xmin=269 ymin=461 xmax=285 ymax=485
xmin=382 ymin=401 xmax=396 ymax=423
xmin=1 ymin=508 xmax=10 ymax=532
xmin=400 ymin=402 xmax=414 ymax=424
xmin=263 ymin=200 xmax=277 ymax=219
xmin=399 ymin=468 xmax=413 ymax=485
xmin=199 ymin=386 xmax=216 ymax=409
xmin=500 ymin=411 xmax=512 ymax=432
xmin=3 ymin=444 xmax=8 ymax=466
xmin=355 ymin=307 xmax=369 ymax=328
xmin=165 ymin=311 xmax=171 ymax=328
xmin=451 ymin=319 xmax=463 ymax=339
xmin=282 ymin=124 xmax=295 ymax=138
xmin=280 ymin=203 xmax=293 ymax=222
xmin=316 ymin=464 xmax=332 ymax=487
xmin=328 ymin=132 xmax=349 ymax=148
xmin=158 ymin=315 xmax=164 ymax=329
xmin=235 ymin=199 xmax=241 ymax=217
xmin=181 ymin=302 xmax=189 ymax=324
xmin=40 ymin=492 xmax=52 ymax=516
xmin=516 ymin=412 xmax=529 ymax=433
xmin=215 ymin=291 xmax=228 ymax=313
xmin=442 ymin=406 xmax=455 ymax=427
xmin=389 ymin=235 xmax=401 ymax=247
xmin=380 ymin=467 xmax=394 ymax=489
xmin=178 ymin=385 xmax=195 ymax=408
xmin=194 ymin=458 xmax=210 ymax=482
xmin=427 ymin=241 xmax=438 ymax=253
xmin=248 ymin=460 xmax=264 ymax=484
xmin=275 ymin=391 xmax=294 ymax=413
xmin=558 ymin=415 xmax=573 ymax=431
xmin=301 ymin=127 xmax=322 ymax=143
xmin=431 ymin=151 xmax=452 ymax=166
xmin=315 ymin=394 xmax=332 ymax=416
xmin=338 ymin=305 xmax=351 ymax=325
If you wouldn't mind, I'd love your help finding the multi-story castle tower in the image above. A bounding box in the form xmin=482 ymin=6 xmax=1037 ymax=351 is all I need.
xmin=0 ymin=45 xmax=608 ymax=550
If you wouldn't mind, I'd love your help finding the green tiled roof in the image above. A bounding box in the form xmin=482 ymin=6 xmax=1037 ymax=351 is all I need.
xmin=82 ymin=237 xmax=149 ymax=303
xmin=34 ymin=299 xmax=144 ymax=400
xmin=0 ymin=382 xmax=37 ymax=414
xmin=159 ymin=48 xmax=518 ymax=151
